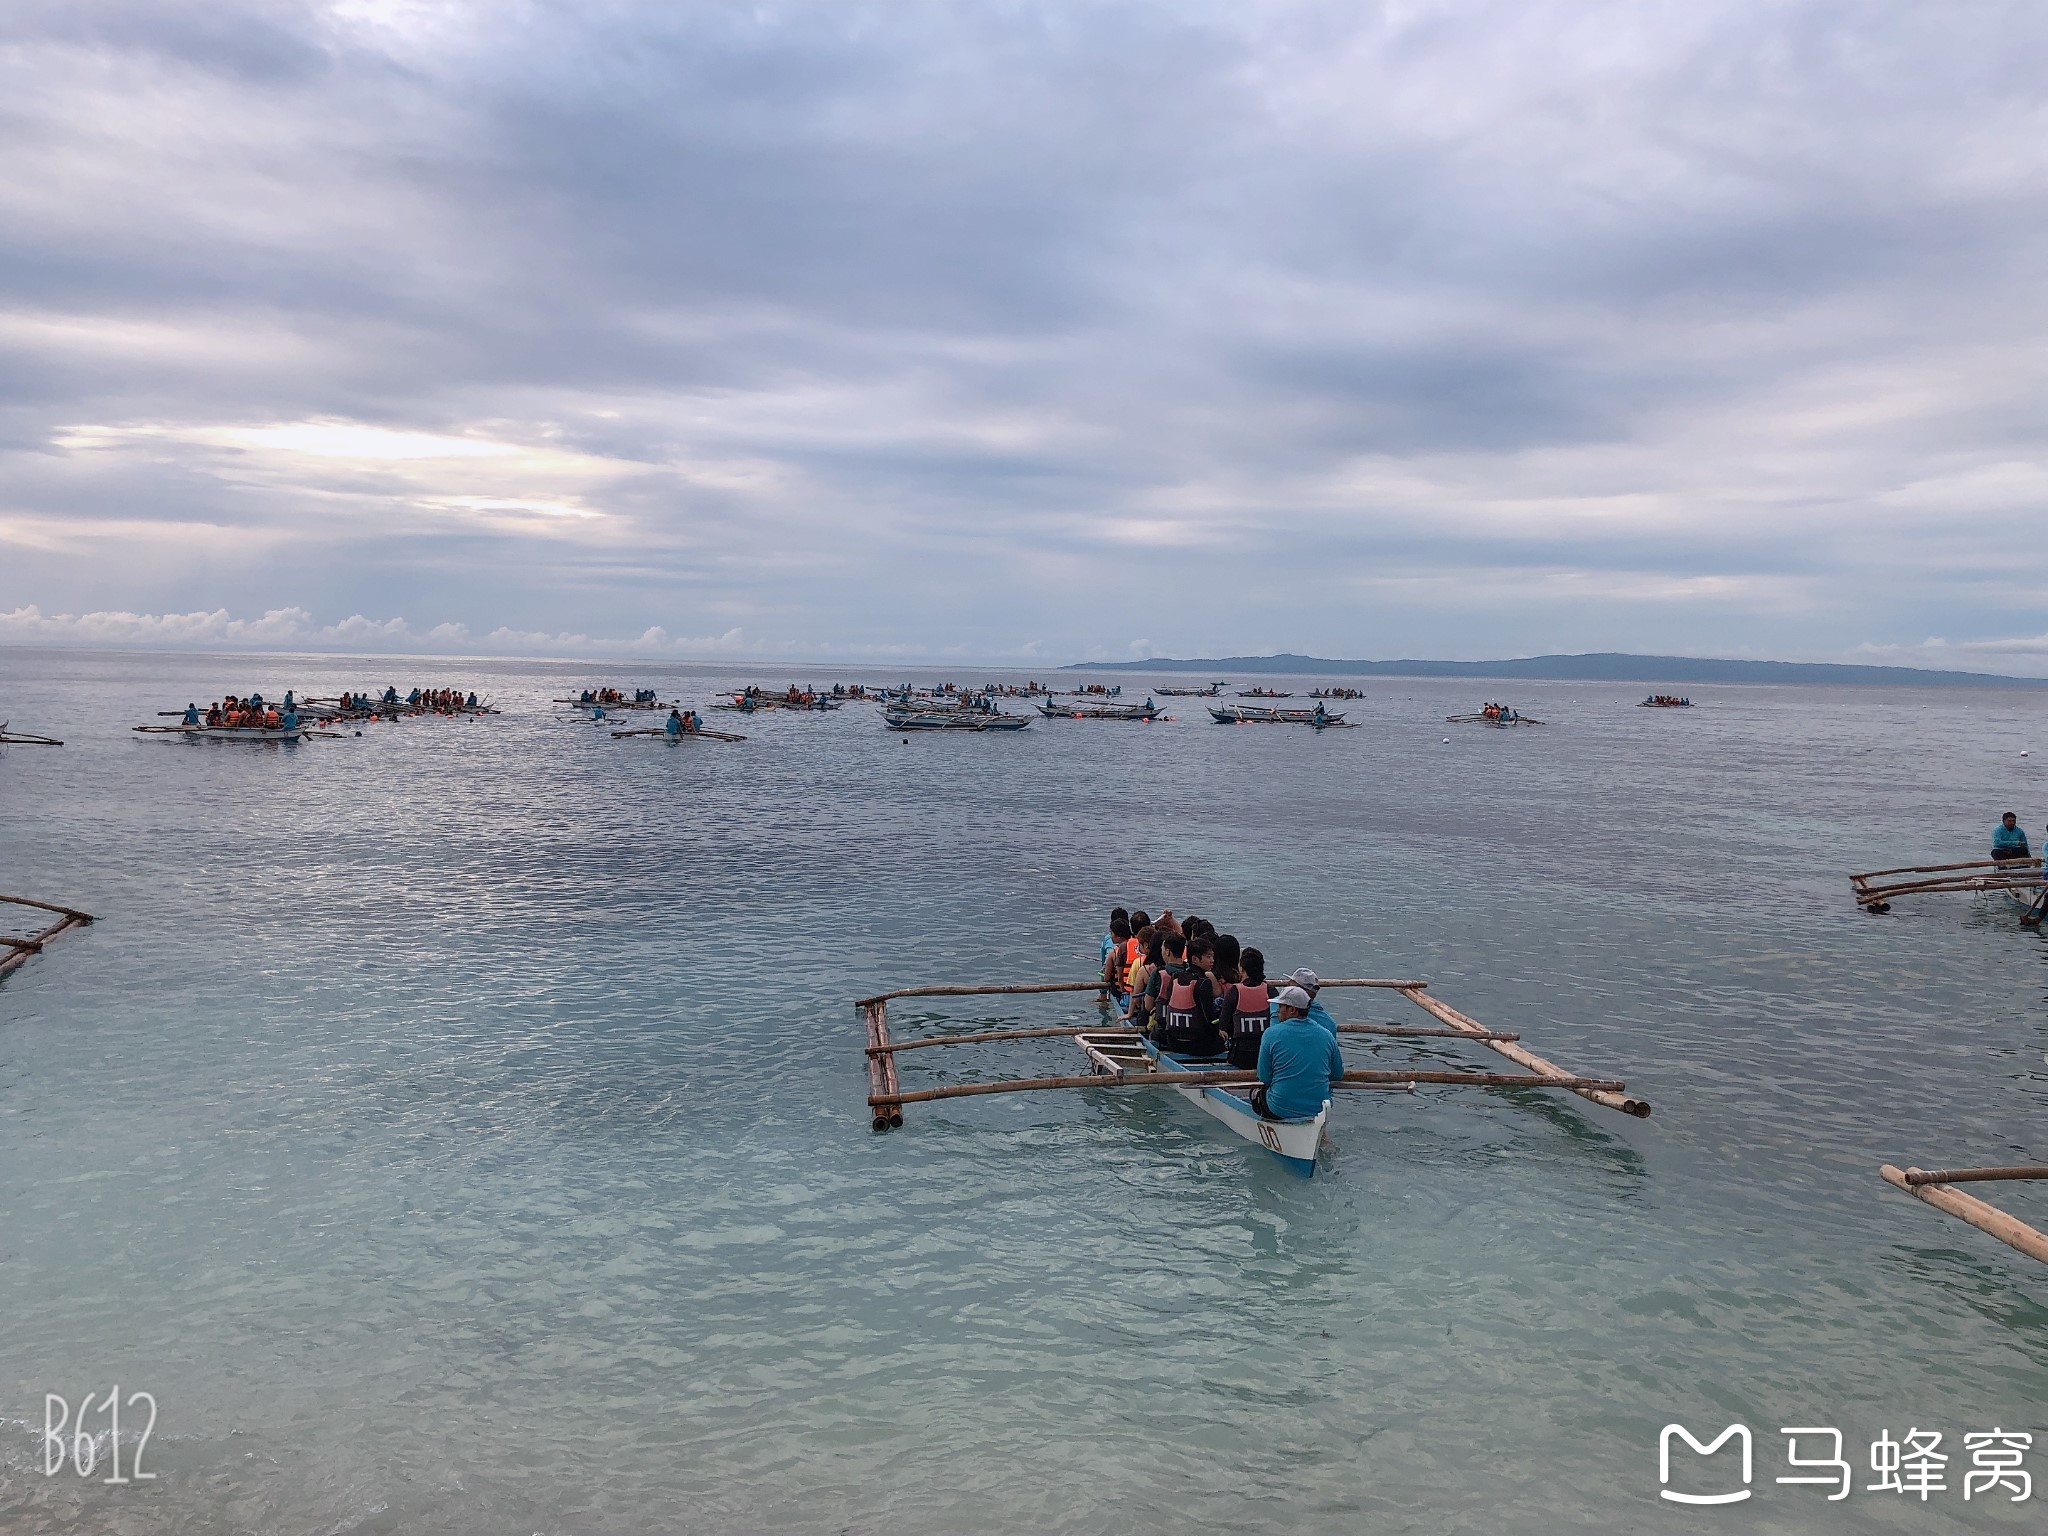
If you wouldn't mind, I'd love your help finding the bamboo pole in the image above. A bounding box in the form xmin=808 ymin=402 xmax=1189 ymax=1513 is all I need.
xmin=1851 ymin=857 xmax=2041 ymax=882
xmin=1901 ymin=1165 xmax=2048 ymax=1186
xmin=1853 ymin=873 xmax=2038 ymax=904
xmin=0 ymin=894 xmax=95 ymax=922
xmin=870 ymin=1025 xmax=1137 ymax=1055
xmin=1398 ymin=987 xmax=1651 ymax=1118
xmin=1296 ymin=978 xmax=1431 ymax=990
xmin=1335 ymin=1021 xmax=1520 ymax=1041
xmin=0 ymin=731 xmax=62 ymax=746
xmin=1881 ymin=1165 xmax=2048 ymax=1265
xmin=869 ymin=1000 xmax=904 ymax=1124
xmin=861 ymin=1002 xmax=897 ymax=1131
xmin=0 ymin=911 xmax=90 ymax=982
xmin=870 ymin=1068 xmax=1628 ymax=1107
xmin=855 ymin=980 xmax=1109 ymax=1007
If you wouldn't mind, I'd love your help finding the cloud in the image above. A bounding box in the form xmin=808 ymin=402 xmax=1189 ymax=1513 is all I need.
xmin=4 ymin=1 xmax=2048 ymax=662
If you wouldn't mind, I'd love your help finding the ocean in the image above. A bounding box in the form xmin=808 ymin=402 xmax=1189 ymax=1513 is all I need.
xmin=2 ymin=647 xmax=2044 ymax=1533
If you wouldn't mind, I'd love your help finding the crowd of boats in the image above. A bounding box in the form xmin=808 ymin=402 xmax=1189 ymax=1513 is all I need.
xmin=0 ymin=676 xmax=1721 ymax=751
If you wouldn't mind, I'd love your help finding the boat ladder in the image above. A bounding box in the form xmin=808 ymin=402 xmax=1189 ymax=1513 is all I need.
xmin=1075 ymin=1031 xmax=1147 ymax=1076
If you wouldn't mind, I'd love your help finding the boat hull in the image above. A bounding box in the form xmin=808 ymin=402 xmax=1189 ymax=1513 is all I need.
xmin=1209 ymin=705 xmax=1345 ymax=726
xmin=172 ymin=725 xmax=308 ymax=741
xmin=1074 ymin=1030 xmax=1327 ymax=1175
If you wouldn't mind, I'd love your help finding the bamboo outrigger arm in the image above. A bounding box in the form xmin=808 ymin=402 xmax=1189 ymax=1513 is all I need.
xmin=1880 ymin=1164 xmax=2048 ymax=1266
xmin=1848 ymin=858 xmax=2042 ymax=911
xmin=869 ymin=1068 xmax=1630 ymax=1109
xmin=0 ymin=894 xmax=95 ymax=984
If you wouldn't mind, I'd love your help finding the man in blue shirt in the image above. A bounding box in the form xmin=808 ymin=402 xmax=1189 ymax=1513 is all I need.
xmin=1992 ymin=813 xmax=2031 ymax=862
xmin=1284 ymin=968 xmax=1340 ymax=1041
xmin=1256 ymin=986 xmax=1344 ymax=1121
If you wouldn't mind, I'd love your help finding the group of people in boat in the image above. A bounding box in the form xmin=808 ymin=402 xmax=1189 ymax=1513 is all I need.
xmin=663 ymin=708 xmax=705 ymax=737
xmin=1478 ymin=702 xmax=1524 ymax=723
xmin=335 ymin=685 xmax=481 ymax=714
xmin=184 ymin=692 xmax=299 ymax=732
xmin=1309 ymin=687 xmax=1363 ymax=699
xmin=577 ymin=687 xmax=655 ymax=706
xmin=1099 ymin=907 xmax=1344 ymax=1123
xmin=732 ymin=684 xmax=829 ymax=711
xmin=1640 ymin=695 xmax=1692 ymax=708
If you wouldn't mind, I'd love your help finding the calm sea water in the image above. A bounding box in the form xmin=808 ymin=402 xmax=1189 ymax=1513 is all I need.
xmin=2 ymin=648 xmax=2044 ymax=1534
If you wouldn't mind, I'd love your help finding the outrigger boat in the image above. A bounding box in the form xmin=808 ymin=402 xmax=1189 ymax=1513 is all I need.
xmin=883 ymin=706 xmax=1031 ymax=731
xmin=1156 ymin=682 xmax=1223 ymax=696
xmin=1210 ymin=703 xmax=1349 ymax=727
xmin=856 ymin=977 xmax=1648 ymax=1177
xmin=1037 ymin=697 xmax=1160 ymax=721
xmin=133 ymin=722 xmax=315 ymax=742
xmin=1446 ymin=708 xmax=1544 ymax=726
xmin=1236 ymin=687 xmax=1293 ymax=698
xmin=0 ymin=723 xmax=62 ymax=746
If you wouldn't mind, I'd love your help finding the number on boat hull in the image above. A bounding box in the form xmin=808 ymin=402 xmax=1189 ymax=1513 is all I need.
xmin=1258 ymin=1123 xmax=1281 ymax=1152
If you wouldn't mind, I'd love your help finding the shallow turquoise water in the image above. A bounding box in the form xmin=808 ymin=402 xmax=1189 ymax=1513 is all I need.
xmin=2 ymin=649 xmax=2044 ymax=1533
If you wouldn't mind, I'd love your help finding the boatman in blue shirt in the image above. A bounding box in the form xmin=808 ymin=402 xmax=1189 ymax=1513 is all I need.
xmin=1992 ymin=812 xmax=2031 ymax=862
xmin=1283 ymin=968 xmax=1340 ymax=1041
xmin=1256 ymin=986 xmax=1344 ymax=1121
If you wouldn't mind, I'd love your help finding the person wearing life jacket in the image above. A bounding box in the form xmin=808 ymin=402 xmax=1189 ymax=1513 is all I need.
xmin=1221 ymin=947 xmax=1272 ymax=1069
xmin=263 ymin=707 xmax=282 ymax=729
xmin=665 ymin=708 xmax=685 ymax=739
xmin=1255 ymin=987 xmax=1344 ymax=1121
xmin=1211 ymin=933 xmax=1242 ymax=989
xmin=1100 ymin=908 xmax=1128 ymax=975
xmin=1148 ymin=932 xmax=1222 ymax=1056
xmin=1100 ymin=912 xmax=1132 ymax=1004
xmin=1123 ymin=923 xmax=1159 ymax=1028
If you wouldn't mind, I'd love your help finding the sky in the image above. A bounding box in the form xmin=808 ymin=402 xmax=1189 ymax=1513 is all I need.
xmin=2 ymin=0 xmax=2047 ymax=668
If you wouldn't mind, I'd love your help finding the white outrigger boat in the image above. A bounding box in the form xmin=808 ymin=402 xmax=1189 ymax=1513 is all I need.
xmin=855 ymin=976 xmax=1649 ymax=1178
xmin=1037 ymin=697 xmax=1160 ymax=722
xmin=1209 ymin=703 xmax=1349 ymax=727
xmin=1075 ymin=1030 xmax=1328 ymax=1174
xmin=133 ymin=722 xmax=310 ymax=742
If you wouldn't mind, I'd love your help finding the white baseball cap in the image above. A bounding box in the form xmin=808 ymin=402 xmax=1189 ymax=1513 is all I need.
xmin=1275 ymin=986 xmax=1312 ymax=1011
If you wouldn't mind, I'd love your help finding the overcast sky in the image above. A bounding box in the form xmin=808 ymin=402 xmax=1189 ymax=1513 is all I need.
xmin=3 ymin=0 xmax=2046 ymax=667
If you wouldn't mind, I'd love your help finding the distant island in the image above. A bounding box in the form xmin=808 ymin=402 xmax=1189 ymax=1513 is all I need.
xmin=1063 ymin=651 xmax=2048 ymax=688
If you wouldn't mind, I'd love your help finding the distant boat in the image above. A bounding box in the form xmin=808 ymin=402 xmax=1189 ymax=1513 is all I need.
xmin=1037 ymin=698 xmax=1159 ymax=721
xmin=132 ymin=723 xmax=310 ymax=742
xmin=1236 ymin=687 xmax=1293 ymax=697
xmin=883 ymin=708 xmax=1030 ymax=731
xmin=1210 ymin=704 xmax=1348 ymax=728
xmin=1156 ymin=681 xmax=1223 ymax=696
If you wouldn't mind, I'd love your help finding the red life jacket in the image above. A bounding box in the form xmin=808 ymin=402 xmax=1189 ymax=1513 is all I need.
xmin=1228 ymin=981 xmax=1271 ymax=1067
